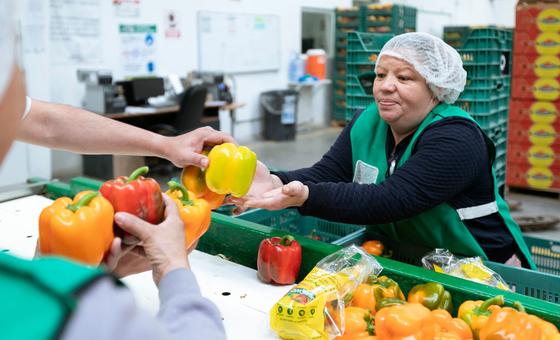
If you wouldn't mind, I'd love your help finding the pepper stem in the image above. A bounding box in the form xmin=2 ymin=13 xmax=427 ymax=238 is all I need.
xmin=480 ymin=295 xmax=504 ymax=312
xmin=512 ymin=301 xmax=526 ymax=313
xmin=66 ymin=191 xmax=99 ymax=212
xmin=280 ymin=235 xmax=295 ymax=246
xmin=127 ymin=166 xmax=149 ymax=183
xmin=167 ymin=180 xmax=192 ymax=206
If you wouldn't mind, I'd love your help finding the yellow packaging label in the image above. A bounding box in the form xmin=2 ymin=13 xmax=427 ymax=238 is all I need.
xmin=433 ymin=264 xmax=445 ymax=273
xmin=535 ymin=56 xmax=560 ymax=78
xmin=529 ymin=124 xmax=557 ymax=146
xmin=537 ymin=8 xmax=560 ymax=32
xmin=527 ymin=167 xmax=554 ymax=188
xmin=530 ymin=101 xmax=558 ymax=124
xmin=536 ymin=32 xmax=560 ymax=56
xmin=528 ymin=145 xmax=555 ymax=167
xmin=532 ymin=78 xmax=560 ymax=101
xmin=270 ymin=267 xmax=357 ymax=340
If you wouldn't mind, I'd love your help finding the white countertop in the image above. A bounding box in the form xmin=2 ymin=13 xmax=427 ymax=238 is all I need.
xmin=0 ymin=195 xmax=289 ymax=339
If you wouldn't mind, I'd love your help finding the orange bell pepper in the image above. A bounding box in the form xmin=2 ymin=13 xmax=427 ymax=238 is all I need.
xmin=166 ymin=181 xmax=211 ymax=249
xmin=332 ymin=307 xmax=375 ymax=338
xmin=180 ymin=150 xmax=225 ymax=210
xmin=457 ymin=295 xmax=504 ymax=338
xmin=362 ymin=240 xmax=384 ymax=256
xmin=352 ymin=276 xmax=405 ymax=314
xmin=375 ymin=302 xmax=437 ymax=339
xmin=336 ymin=332 xmax=377 ymax=340
xmin=479 ymin=302 xmax=543 ymax=340
xmin=39 ymin=191 xmax=114 ymax=265
xmin=431 ymin=309 xmax=473 ymax=340
xmin=527 ymin=314 xmax=560 ymax=339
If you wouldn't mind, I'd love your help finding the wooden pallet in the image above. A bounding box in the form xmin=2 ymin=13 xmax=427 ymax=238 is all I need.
xmin=506 ymin=185 xmax=560 ymax=200
xmin=330 ymin=119 xmax=347 ymax=127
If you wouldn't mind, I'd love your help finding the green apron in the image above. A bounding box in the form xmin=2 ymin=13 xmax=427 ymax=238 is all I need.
xmin=0 ymin=253 xmax=109 ymax=339
xmin=350 ymin=102 xmax=536 ymax=269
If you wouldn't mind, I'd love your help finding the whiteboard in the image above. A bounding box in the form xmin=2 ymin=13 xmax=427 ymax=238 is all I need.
xmin=197 ymin=11 xmax=281 ymax=73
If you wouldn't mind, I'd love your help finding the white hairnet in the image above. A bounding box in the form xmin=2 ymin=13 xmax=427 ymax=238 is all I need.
xmin=0 ymin=1 xmax=17 ymax=99
xmin=375 ymin=32 xmax=467 ymax=104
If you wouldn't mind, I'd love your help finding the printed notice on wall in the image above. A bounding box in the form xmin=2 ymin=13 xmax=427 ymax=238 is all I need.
xmin=50 ymin=0 xmax=102 ymax=64
xmin=22 ymin=0 xmax=48 ymax=54
xmin=119 ymin=24 xmax=157 ymax=76
xmin=113 ymin=0 xmax=141 ymax=18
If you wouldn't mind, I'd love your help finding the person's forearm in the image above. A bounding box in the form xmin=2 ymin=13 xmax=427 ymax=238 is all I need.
xmin=17 ymin=99 xmax=170 ymax=158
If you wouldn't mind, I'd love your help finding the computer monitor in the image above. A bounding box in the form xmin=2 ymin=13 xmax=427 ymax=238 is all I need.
xmin=118 ymin=77 xmax=165 ymax=106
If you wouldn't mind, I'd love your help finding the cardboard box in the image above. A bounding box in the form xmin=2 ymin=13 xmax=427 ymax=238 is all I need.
xmin=513 ymin=31 xmax=560 ymax=56
xmin=509 ymin=99 xmax=560 ymax=126
xmin=511 ymin=76 xmax=560 ymax=101
xmin=506 ymin=163 xmax=560 ymax=189
xmin=512 ymin=54 xmax=560 ymax=78
xmin=508 ymin=121 xmax=560 ymax=145
xmin=506 ymin=142 xmax=560 ymax=168
xmin=516 ymin=4 xmax=560 ymax=34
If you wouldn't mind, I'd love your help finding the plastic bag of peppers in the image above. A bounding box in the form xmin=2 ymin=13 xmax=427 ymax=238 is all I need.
xmin=269 ymin=246 xmax=560 ymax=340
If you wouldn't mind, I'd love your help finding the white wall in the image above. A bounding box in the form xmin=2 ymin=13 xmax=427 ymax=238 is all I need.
xmin=381 ymin=0 xmax=517 ymax=37
xmin=3 ymin=0 xmax=516 ymax=183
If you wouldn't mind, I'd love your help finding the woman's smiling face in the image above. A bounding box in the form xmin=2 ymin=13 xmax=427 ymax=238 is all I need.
xmin=373 ymin=55 xmax=436 ymax=138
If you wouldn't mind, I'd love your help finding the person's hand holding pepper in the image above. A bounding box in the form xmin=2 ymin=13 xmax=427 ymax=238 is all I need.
xmin=234 ymin=179 xmax=309 ymax=212
xmin=163 ymin=127 xmax=236 ymax=169
xmin=227 ymin=160 xmax=285 ymax=213
xmin=111 ymin=194 xmax=190 ymax=285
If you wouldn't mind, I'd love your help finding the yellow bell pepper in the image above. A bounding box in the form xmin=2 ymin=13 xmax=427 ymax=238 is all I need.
xmin=166 ymin=181 xmax=211 ymax=249
xmin=39 ymin=191 xmax=114 ymax=265
xmin=458 ymin=295 xmax=504 ymax=339
xmin=205 ymin=143 xmax=257 ymax=197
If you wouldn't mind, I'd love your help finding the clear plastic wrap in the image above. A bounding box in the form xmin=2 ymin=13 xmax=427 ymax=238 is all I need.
xmin=422 ymin=249 xmax=510 ymax=290
xmin=269 ymin=245 xmax=383 ymax=339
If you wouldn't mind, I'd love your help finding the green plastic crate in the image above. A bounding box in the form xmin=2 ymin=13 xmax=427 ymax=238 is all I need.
xmin=198 ymin=213 xmax=560 ymax=327
xmin=346 ymin=32 xmax=393 ymax=73
xmin=70 ymin=177 xmax=103 ymax=193
xmin=525 ymin=236 xmax=560 ymax=276
xmin=335 ymin=7 xmax=361 ymax=30
xmin=444 ymin=26 xmax=512 ymax=50
xmin=345 ymin=32 xmax=393 ymax=121
xmin=360 ymin=4 xmax=417 ymax=34
xmin=455 ymin=96 xmax=507 ymax=115
xmin=346 ymin=231 xmax=560 ymax=304
xmin=235 ymin=208 xmax=365 ymax=245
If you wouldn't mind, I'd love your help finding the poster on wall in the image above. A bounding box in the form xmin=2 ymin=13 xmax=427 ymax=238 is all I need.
xmin=165 ymin=11 xmax=181 ymax=38
xmin=22 ymin=0 xmax=47 ymax=55
xmin=119 ymin=24 xmax=157 ymax=76
xmin=113 ymin=0 xmax=140 ymax=18
xmin=50 ymin=0 xmax=102 ymax=64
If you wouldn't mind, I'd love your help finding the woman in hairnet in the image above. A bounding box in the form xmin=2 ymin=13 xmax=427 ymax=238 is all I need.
xmin=234 ymin=32 xmax=536 ymax=269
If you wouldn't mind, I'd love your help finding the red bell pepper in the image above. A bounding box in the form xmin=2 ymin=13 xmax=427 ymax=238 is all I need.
xmin=257 ymin=235 xmax=302 ymax=285
xmin=100 ymin=166 xmax=164 ymax=243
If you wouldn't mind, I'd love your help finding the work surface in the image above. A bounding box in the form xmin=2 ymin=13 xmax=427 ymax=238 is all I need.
xmin=0 ymin=195 xmax=288 ymax=339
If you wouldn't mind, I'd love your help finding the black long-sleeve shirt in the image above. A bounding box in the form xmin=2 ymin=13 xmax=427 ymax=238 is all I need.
xmin=275 ymin=111 xmax=517 ymax=263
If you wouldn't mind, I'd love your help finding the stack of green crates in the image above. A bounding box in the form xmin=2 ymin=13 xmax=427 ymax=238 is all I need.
xmin=345 ymin=32 xmax=393 ymax=121
xmin=333 ymin=7 xmax=361 ymax=122
xmin=360 ymin=3 xmax=417 ymax=34
xmin=444 ymin=26 xmax=513 ymax=188
xmin=333 ymin=4 xmax=417 ymax=123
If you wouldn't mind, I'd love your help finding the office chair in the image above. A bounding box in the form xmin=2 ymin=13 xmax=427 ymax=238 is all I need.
xmin=146 ymin=85 xmax=208 ymax=175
